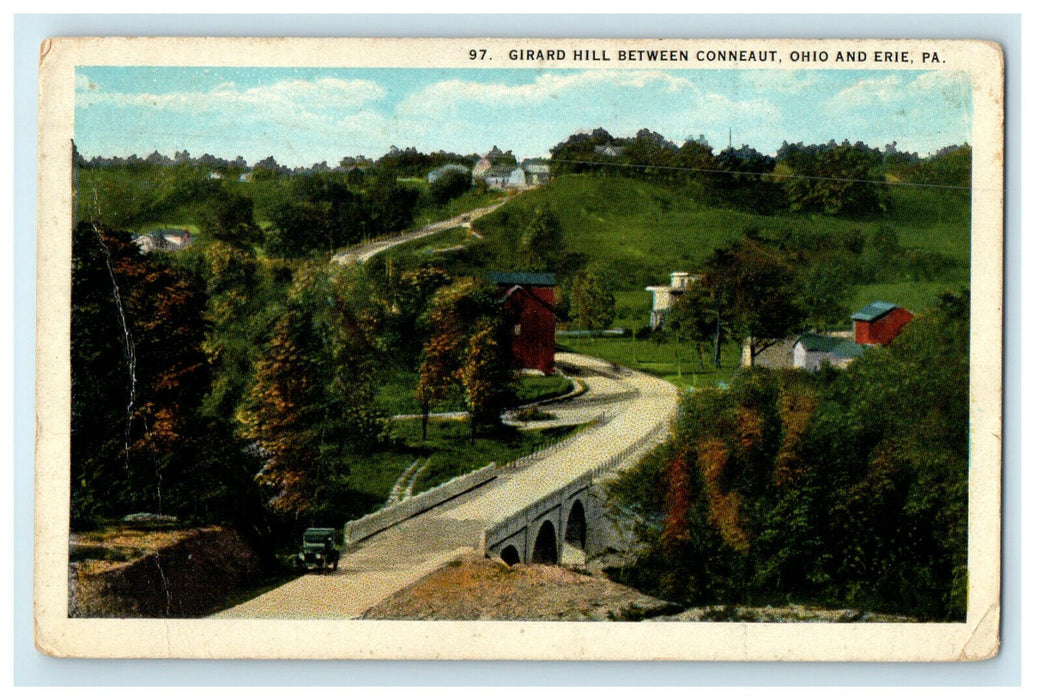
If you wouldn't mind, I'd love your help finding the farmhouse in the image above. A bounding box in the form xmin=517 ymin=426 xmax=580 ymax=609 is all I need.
xmin=489 ymin=272 xmax=556 ymax=376
xmin=644 ymin=271 xmax=700 ymax=329
xmin=851 ymin=301 xmax=914 ymax=345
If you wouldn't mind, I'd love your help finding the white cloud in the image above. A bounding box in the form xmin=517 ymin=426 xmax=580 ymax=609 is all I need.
xmin=397 ymin=70 xmax=693 ymax=116
xmin=76 ymin=77 xmax=385 ymax=114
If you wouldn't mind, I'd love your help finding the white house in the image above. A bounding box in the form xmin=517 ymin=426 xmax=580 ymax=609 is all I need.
xmin=792 ymin=333 xmax=864 ymax=371
xmin=645 ymin=271 xmax=700 ymax=328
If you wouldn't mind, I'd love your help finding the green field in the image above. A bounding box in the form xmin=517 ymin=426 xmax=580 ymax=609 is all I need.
xmin=558 ymin=336 xmax=743 ymax=391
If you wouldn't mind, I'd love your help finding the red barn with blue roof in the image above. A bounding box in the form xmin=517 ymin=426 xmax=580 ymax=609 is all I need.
xmin=489 ymin=272 xmax=556 ymax=375
xmin=852 ymin=301 xmax=914 ymax=346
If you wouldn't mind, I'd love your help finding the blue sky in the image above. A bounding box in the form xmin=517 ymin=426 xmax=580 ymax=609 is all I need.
xmin=75 ymin=66 xmax=973 ymax=167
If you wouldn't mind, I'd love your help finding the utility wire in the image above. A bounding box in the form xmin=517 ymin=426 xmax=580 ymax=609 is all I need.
xmin=549 ymin=157 xmax=973 ymax=192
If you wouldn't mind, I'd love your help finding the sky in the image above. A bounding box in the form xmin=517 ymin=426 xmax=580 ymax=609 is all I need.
xmin=74 ymin=66 xmax=973 ymax=168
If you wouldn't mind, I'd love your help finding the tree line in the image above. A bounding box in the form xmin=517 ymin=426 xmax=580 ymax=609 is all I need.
xmin=550 ymin=128 xmax=971 ymax=217
xmin=609 ymin=289 xmax=969 ymax=621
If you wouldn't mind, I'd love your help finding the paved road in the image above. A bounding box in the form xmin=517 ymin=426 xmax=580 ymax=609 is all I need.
xmin=331 ymin=199 xmax=510 ymax=266
xmin=214 ymin=353 xmax=677 ymax=619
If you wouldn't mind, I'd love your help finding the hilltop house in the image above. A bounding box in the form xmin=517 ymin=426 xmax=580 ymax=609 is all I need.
xmin=851 ymin=301 xmax=914 ymax=346
xmin=645 ymin=272 xmax=700 ymax=329
xmin=489 ymin=272 xmax=556 ymax=376
xmin=521 ymin=159 xmax=552 ymax=186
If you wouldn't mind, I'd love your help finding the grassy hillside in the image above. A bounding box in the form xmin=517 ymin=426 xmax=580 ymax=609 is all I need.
xmin=471 ymin=174 xmax=970 ymax=314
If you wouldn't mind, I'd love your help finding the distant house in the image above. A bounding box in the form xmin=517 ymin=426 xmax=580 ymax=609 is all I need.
xmin=793 ymin=333 xmax=865 ymax=371
xmin=594 ymin=144 xmax=626 ymax=158
xmin=134 ymin=228 xmax=193 ymax=254
xmin=238 ymin=172 xmax=253 ymax=182
xmin=521 ymin=159 xmax=552 ymax=186
xmin=645 ymin=272 xmax=700 ymax=329
xmin=851 ymin=301 xmax=914 ymax=345
xmin=489 ymin=272 xmax=556 ymax=376
xmin=473 ymin=146 xmax=524 ymax=189
xmin=484 ymin=164 xmax=524 ymax=190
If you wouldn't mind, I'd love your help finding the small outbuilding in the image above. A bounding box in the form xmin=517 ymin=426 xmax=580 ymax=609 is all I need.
xmin=489 ymin=272 xmax=556 ymax=376
xmin=793 ymin=333 xmax=865 ymax=371
xmin=851 ymin=301 xmax=914 ymax=346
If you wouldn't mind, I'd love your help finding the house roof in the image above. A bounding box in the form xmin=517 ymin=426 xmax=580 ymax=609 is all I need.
xmin=851 ymin=301 xmax=900 ymax=322
xmin=796 ymin=334 xmax=865 ymax=359
xmin=830 ymin=341 xmax=865 ymax=360
xmin=795 ymin=333 xmax=845 ymax=353
xmin=489 ymin=272 xmax=555 ymax=287
xmin=485 ymin=165 xmax=521 ymax=178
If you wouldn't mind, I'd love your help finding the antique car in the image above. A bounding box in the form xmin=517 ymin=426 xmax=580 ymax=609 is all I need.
xmin=294 ymin=527 xmax=340 ymax=572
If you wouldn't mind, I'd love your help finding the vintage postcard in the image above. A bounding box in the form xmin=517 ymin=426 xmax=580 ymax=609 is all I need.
xmin=35 ymin=37 xmax=1003 ymax=660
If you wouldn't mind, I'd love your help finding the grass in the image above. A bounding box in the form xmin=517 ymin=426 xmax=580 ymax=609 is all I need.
xmin=557 ymin=336 xmax=743 ymax=391
xmin=347 ymin=419 xmax=582 ymax=508
xmin=373 ymin=367 xmax=574 ymax=416
xmin=472 ymin=174 xmax=971 ymax=313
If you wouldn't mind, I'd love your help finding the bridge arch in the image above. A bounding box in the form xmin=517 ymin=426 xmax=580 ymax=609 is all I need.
xmin=564 ymin=499 xmax=587 ymax=550
xmin=531 ymin=520 xmax=558 ymax=564
xmin=499 ymin=545 xmax=521 ymax=567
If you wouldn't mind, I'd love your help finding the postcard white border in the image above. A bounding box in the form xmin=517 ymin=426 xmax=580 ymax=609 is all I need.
xmin=34 ymin=36 xmax=1004 ymax=661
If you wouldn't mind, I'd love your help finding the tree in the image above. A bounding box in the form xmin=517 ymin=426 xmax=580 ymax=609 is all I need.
xmin=238 ymin=310 xmax=324 ymax=517
xmin=667 ymin=280 xmax=718 ymax=369
xmin=457 ymin=319 xmax=513 ymax=444
xmin=428 ymin=168 xmax=472 ymax=205
xmin=703 ymin=236 xmax=805 ymax=366
xmin=570 ymin=265 xmax=616 ymax=330
xmin=200 ymin=187 xmax=262 ymax=250
xmin=415 ymin=278 xmax=505 ymax=442
xmin=518 ymin=208 xmax=566 ymax=271
xmin=71 ymin=222 xmax=211 ymax=525
xmin=776 ymin=140 xmax=889 ymax=216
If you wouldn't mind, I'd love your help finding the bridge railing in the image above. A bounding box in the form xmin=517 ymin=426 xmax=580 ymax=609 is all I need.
xmin=343 ymin=461 xmax=497 ymax=547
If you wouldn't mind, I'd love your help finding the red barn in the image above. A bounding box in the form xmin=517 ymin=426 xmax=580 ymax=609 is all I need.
xmin=851 ymin=301 xmax=914 ymax=345
xmin=489 ymin=272 xmax=556 ymax=375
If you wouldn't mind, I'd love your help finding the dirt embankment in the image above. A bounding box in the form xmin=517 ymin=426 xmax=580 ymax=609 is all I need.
xmin=361 ymin=555 xmax=679 ymax=621
xmin=361 ymin=555 xmax=919 ymax=623
xmin=69 ymin=526 xmax=263 ymax=618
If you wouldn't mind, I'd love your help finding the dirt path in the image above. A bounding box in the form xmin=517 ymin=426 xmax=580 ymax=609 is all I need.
xmin=331 ymin=199 xmax=510 ymax=266
xmin=212 ymin=353 xmax=678 ymax=619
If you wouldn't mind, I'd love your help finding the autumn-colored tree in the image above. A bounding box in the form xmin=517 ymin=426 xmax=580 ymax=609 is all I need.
xmin=238 ymin=311 xmax=323 ymax=517
xmin=457 ymin=319 xmax=512 ymax=444
xmin=415 ymin=277 xmax=507 ymax=442
xmin=71 ymin=222 xmax=211 ymax=524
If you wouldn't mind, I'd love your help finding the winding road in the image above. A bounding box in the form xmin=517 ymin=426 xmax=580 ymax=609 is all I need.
xmin=213 ymin=353 xmax=679 ymax=619
xmin=331 ymin=199 xmax=510 ymax=266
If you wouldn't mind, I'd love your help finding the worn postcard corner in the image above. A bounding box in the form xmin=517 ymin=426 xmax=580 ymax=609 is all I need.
xmin=35 ymin=36 xmax=1003 ymax=661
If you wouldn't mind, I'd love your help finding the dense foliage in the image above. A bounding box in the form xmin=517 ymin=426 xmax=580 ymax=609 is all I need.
xmin=608 ymin=290 xmax=969 ymax=620
xmin=550 ymin=128 xmax=969 ymax=217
